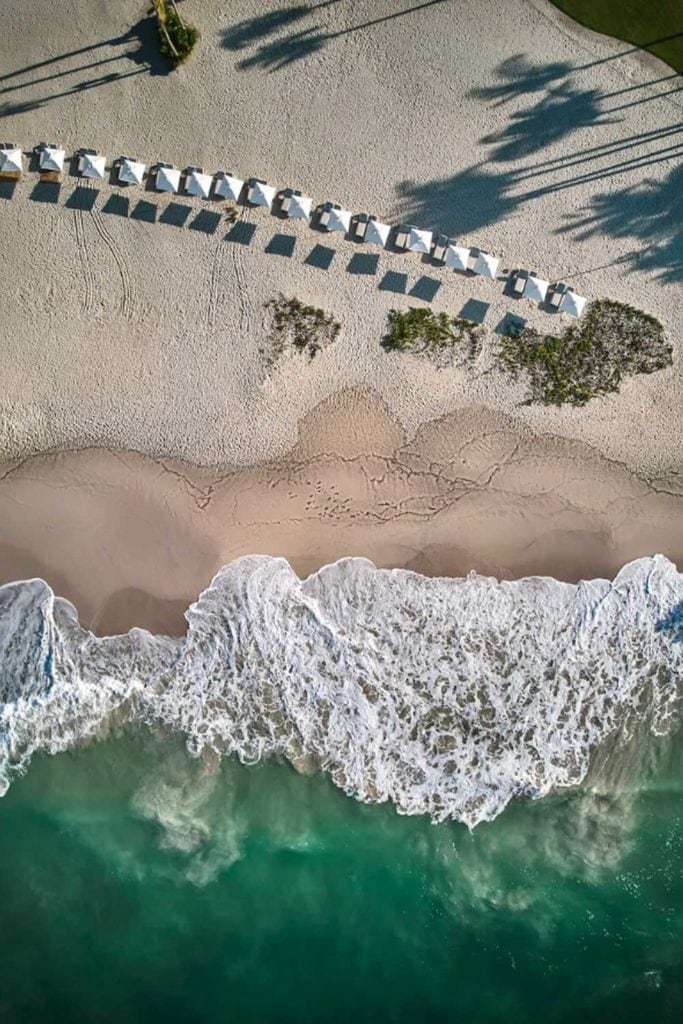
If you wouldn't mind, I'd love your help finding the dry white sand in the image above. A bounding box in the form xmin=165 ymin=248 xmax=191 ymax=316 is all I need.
xmin=0 ymin=0 xmax=681 ymax=478
xmin=1 ymin=393 xmax=682 ymax=636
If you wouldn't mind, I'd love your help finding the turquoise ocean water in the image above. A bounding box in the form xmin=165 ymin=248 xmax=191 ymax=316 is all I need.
xmin=1 ymin=555 xmax=682 ymax=1021
xmin=0 ymin=729 xmax=681 ymax=1024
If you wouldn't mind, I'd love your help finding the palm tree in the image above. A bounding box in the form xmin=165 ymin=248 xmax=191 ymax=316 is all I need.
xmin=153 ymin=0 xmax=179 ymax=61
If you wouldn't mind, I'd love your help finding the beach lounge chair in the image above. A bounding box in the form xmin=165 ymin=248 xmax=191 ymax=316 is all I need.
xmin=512 ymin=270 xmax=528 ymax=295
xmin=473 ymin=251 xmax=500 ymax=280
xmin=444 ymin=244 xmax=471 ymax=272
xmin=78 ymin=149 xmax=106 ymax=180
xmin=559 ymin=288 xmax=587 ymax=318
xmin=0 ymin=144 xmax=22 ymax=178
xmin=154 ymin=162 xmax=181 ymax=193
xmin=37 ymin=143 xmax=65 ymax=176
xmin=319 ymin=202 xmax=351 ymax=233
xmin=548 ymin=282 xmax=568 ymax=308
xmin=214 ymin=172 xmax=244 ymax=202
xmin=247 ymin=178 xmax=277 ymax=207
xmin=523 ymin=273 xmax=549 ymax=304
xmin=431 ymin=234 xmax=451 ymax=263
xmin=115 ymin=156 xmax=146 ymax=186
xmin=394 ymin=224 xmax=411 ymax=249
xmin=184 ymin=166 xmax=213 ymax=199
xmin=355 ymin=215 xmax=390 ymax=246
xmin=394 ymin=225 xmax=433 ymax=253
xmin=354 ymin=213 xmax=370 ymax=240
xmin=281 ymin=188 xmax=312 ymax=219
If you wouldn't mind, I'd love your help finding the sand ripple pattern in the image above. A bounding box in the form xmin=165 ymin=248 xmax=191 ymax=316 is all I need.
xmin=0 ymin=556 xmax=681 ymax=827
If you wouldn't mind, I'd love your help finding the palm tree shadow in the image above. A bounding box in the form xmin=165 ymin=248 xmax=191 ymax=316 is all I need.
xmin=560 ymin=163 xmax=683 ymax=283
xmin=393 ymin=164 xmax=522 ymax=237
xmin=468 ymin=53 xmax=574 ymax=105
xmin=0 ymin=13 xmax=171 ymax=119
xmin=482 ymin=83 xmax=615 ymax=163
xmin=221 ymin=4 xmax=313 ymax=51
xmin=220 ymin=0 xmax=449 ymax=72
xmin=237 ymin=27 xmax=329 ymax=71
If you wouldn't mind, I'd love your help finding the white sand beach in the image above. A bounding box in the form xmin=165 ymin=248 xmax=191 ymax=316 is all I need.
xmin=0 ymin=0 xmax=681 ymax=615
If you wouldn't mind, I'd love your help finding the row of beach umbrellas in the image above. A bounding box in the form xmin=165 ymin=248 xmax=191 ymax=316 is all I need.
xmin=0 ymin=143 xmax=587 ymax=316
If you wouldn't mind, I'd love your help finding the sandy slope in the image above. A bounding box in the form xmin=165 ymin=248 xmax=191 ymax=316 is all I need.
xmin=0 ymin=0 xmax=681 ymax=477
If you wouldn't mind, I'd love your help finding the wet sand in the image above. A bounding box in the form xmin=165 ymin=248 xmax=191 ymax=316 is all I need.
xmin=0 ymin=392 xmax=681 ymax=636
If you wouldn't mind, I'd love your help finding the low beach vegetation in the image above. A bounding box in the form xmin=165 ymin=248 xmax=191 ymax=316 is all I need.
xmin=498 ymin=299 xmax=672 ymax=406
xmin=263 ymin=295 xmax=341 ymax=363
xmin=382 ymin=308 xmax=484 ymax=368
xmin=550 ymin=1 xmax=683 ymax=73
xmin=154 ymin=0 xmax=199 ymax=67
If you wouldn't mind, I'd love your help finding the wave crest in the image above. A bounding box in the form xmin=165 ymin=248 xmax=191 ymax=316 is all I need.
xmin=1 ymin=555 xmax=681 ymax=826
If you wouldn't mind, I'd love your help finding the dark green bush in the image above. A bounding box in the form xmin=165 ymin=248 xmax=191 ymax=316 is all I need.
xmin=497 ymin=299 xmax=672 ymax=406
xmin=382 ymin=308 xmax=484 ymax=366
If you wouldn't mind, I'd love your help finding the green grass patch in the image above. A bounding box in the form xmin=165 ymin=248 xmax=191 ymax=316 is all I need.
xmin=264 ymin=295 xmax=341 ymax=363
xmin=550 ymin=1 xmax=683 ymax=74
xmin=382 ymin=308 xmax=484 ymax=367
xmin=498 ymin=299 xmax=672 ymax=406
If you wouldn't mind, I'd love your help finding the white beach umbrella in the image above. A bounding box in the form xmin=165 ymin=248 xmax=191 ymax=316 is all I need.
xmin=249 ymin=180 xmax=277 ymax=207
xmin=118 ymin=157 xmax=145 ymax=185
xmin=287 ymin=193 xmax=312 ymax=219
xmin=325 ymin=206 xmax=352 ymax=232
xmin=185 ymin=169 xmax=213 ymax=199
xmin=39 ymin=147 xmax=65 ymax=173
xmin=81 ymin=152 xmax=106 ymax=179
xmin=0 ymin=147 xmax=23 ymax=174
xmin=365 ymin=219 xmax=391 ymax=247
xmin=524 ymin=275 xmax=549 ymax=303
xmin=407 ymin=227 xmax=433 ymax=253
xmin=156 ymin=165 xmax=181 ymax=192
xmin=559 ymin=290 xmax=587 ymax=318
xmin=444 ymin=244 xmax=471 ymax=272
xmin=215 ymin=173 xmax=244 ymax=201
xmin=474 ymin=251 xmax=500 ymax=279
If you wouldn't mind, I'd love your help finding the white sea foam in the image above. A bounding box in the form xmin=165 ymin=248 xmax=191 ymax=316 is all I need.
xmin=0 ymin=556 xmax=681 ymax=826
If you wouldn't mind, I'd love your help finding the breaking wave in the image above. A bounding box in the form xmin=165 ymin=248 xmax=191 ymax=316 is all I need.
xmin=0 ymin=555 xmax=681 ymax=827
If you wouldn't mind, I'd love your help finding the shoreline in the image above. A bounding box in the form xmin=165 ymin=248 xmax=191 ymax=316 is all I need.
xmin=1 ymin=392 xmax=681 ymax=637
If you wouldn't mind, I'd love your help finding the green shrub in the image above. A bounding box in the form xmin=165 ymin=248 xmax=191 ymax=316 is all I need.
xmin=382 ymin=307 xmax=484 ymax=367
xmin=497 ymin=299 xmax=672 ymax=406
xmin=263 ymin=295 xmax=341 ymax=363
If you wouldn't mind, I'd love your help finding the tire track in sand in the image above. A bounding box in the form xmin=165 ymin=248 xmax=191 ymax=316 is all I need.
xmin=41 ymin=213 xmax=61 ymax=313
xmin=72 ymin=206 xmax=97 ymax=315
xmin=90 ymin=206 xmax=135 ymax=319
xmin=206 ymin=241 xmax=224 ymax=330
xmin=227 ymin=211 xmax=252 ymax=333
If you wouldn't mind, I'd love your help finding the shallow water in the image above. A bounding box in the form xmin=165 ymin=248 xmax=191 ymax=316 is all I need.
xmin=1 ymin=554 xmax=682 ymax=824
xmin=0 ymin=730 xmax=681 ymax=1023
